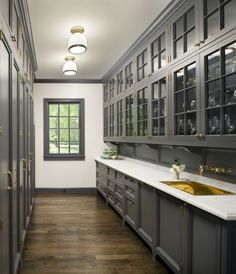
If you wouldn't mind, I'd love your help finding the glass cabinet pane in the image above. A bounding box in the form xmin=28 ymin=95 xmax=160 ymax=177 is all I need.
xmin=117 ymin=100 xmax=123 ymax=137
xmin=151 ymin=33 xmax=166 ymax=72
xmin=224 ymin=0 xmax=236 ymax=28
xmin=173 ymin=62 xmax=197 ymax=135
xmin=137 ymin=88 xmax=148 ymax=136
xmin=104 ymin=107 xmax=109 ymax=137
xmin=205 ymin=0 xmax=219 ymax=14
xmin=204 ymin=42 xmax=236 ymax=136
xmin=152 ymin=77 xmax=167 ymax=136
xmin=126 ymin=95 xmax=134 ymax=136
xmin=175 ymin=17 xmax=183 ymax=39
xmin=137 ymin=49 xmax=147 ymax=82
xmin=225 ymin=42 xmax=236 ymax=74
xmin=207 ymin=51 xmax=220 ymax=80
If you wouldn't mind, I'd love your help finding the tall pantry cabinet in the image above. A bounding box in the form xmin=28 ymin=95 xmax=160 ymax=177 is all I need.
xmin=0 ymin=0 xmax=36 ymax=273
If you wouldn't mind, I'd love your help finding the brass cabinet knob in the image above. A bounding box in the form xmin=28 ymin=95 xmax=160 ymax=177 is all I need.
xmin=11 ymin=35 xmax=17 ymax=42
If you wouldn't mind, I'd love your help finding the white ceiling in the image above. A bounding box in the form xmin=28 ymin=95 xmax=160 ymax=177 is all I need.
xmin=28 ymin=0 xmax=171 ymax=80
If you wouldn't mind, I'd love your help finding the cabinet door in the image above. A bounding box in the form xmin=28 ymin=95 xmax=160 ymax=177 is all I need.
xmin=137 ymin=183 xmax=154 ymax=247
xmin=18 ymin=79 xmax=25 ymax=247
xmin=0 ymin=0 xmax=11 ymax=26
xmin=198 ymin=0 xmax=236 ymax=48
xmin=0 ymin=35 xmax=11 ymax=274
xmin=170 ymin=0 xmax=199 ymax=64
xmin=156 ymin=192 xmax=184 ymax=273
xmin=170 ymin=56 xmax=201 ymax=144
xmin=11 ymin=61 xmax=20 ymax=274
xmin=199 ymin=34 xmax=236 ymax=147
xmin=150 ymin=72 xmax=169 ymax=141
xmin=187 ymin=206 xmax=221 ymax=274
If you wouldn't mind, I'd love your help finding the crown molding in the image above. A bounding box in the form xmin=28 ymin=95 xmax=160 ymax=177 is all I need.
xmin=34 ymin=78 xmax=102 ymax=84
xmin=102 ymin=0 xmax=185 ymax=81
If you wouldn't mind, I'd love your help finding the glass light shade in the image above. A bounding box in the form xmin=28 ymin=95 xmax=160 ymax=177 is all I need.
xmin=63 ymin=58 xmax=77 ymax=76
xmin=68 ymin=27 xmax=87 ymax=54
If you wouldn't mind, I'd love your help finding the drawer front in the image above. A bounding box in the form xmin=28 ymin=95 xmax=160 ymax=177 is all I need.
xmin=125 ymin=185 xmax=136 ymax=199
xmin=126 ymin=198 xmax=136 ymax=226
xmin=108 ymin=168 xmax=116 ymax=179
xmin=97 ymin=180 xmax=107 ymax=197
xmin=125 ymin=176 xmax=137 ymax=191
xmin=117 ymin=172 xmax=124 ymax=182
xmin=97 ymin=172 xmax=107 ymax=183
xmin=107 ymin=192 xmax=115 ymax=206
xmin=114 ymin=199 xmax=123 ymax=215
xmin=114 ymin=184 xmax=123 ymax=199
xmin=97 ymin=163 xmax=107 ymax=174
xmin=107 ymin=179 xmax=114 ymax=192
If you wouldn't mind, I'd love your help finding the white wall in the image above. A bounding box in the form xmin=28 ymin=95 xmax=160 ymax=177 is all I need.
xmin=34 ymin=83 xmax=104 ymax=189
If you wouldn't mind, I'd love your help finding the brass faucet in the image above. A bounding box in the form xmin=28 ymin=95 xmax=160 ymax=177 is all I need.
xmin=199 ymin=165 xmax=232 ymax=176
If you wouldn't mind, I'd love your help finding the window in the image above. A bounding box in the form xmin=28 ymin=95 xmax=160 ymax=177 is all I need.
xmin=44 ymin=98 xmax=85 ymax=160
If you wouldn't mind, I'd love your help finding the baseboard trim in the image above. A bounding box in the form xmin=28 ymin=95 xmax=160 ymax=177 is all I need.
xmin=35 ymin=188 xmax=97 ymax=194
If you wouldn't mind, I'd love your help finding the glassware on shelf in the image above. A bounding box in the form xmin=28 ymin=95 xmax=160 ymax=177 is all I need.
xmin=225 ymin=42 xmax=236 ymax=74
xmin=208 ymin=114 xmax=220 ymax=135
xmin=176 ymin=115 xmax=184 ymax=135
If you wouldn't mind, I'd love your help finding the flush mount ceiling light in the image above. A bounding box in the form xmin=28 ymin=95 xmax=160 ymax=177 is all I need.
xmin=68 ymin=26 xmax=87 ymax=54
xmin=63 ymin=56 xmax=77 ymax=76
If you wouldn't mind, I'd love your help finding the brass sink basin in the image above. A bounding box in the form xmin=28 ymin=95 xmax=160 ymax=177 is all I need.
xmin=161 ymin=181 xmax=234 ymax=195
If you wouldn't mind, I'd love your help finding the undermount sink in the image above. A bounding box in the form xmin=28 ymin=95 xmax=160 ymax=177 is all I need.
xmin=160 ymin=180 xmax=234 ymax=195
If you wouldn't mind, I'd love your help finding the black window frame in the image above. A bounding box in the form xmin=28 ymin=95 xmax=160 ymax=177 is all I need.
xmin=44 ymin=98 xmax=85 ymax=160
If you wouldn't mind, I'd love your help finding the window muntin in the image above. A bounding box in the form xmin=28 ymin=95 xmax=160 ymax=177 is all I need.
xmin=44 ymin=99 xmax=85 ymax=160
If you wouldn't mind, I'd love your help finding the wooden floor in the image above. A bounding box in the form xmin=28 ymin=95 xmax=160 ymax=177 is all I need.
xmin=19 ymin=193 xmax=171 ymax=274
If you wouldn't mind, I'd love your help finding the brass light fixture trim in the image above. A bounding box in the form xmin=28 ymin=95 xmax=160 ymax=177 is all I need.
xmin=70 ymin=26 xmax=84 ymax=34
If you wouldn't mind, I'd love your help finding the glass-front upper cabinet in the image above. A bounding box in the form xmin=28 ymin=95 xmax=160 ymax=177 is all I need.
xmin=202 ymin=40 xmax=236 ymax=137
xmin=116 ymin=70 xmax=123 ymax=95
xmin=152 ymin=77 xmax=167 ymax=136
xmin=137 ymin=49 xmax=148 ymax=82
xmin=151 ymin=32 xmax=167 ymax=73
xmin=202 ymin=0 xmax=236 ymax=42
xmin=125 ymin=94 xmax=134 ymax=136
xmin=137 ymin=87 xmax=148 ymax=136
xmin=103 ymin=84 xmax=109 ymax=103
xmin=172 ymin=5 xmax=197 ymax=60
xmin=172 ymin=60 xmax=199 ymax=137
xmin=125 ymin=61 xmax=133 ymax=90
xmin=109 ymin=104 xmax=115 ymax=137
xmin=104 ymin=107 xmax=109 ymax=137
xmin=109 ymin=78 xmax=115 ymax=100
xmin=117 ymin=99 xmax=123 ymax=137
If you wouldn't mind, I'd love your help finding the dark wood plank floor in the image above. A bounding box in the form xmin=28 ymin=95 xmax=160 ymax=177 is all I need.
xmin=19 ymin=193 xmax=171 ymax=274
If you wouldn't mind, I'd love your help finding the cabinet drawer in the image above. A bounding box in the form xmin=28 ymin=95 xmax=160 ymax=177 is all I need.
xmin=114 ymin=184 xmax=123 ymax=199
xmin=125 ymin=185 xmax=136 ymax=199
xmin=107 ymin=193 xmax=115 ymax=206
xmin=107 ymin=180 xmax=114 ymax=192
xmin=114 ymin=199 xmax=123 ymax=216
xmin=108 ymin=168 xmax=116 ymax=179
xmin=125 ymin=176 xmax=137 ymax=190
xmin=117 ymin=172 xmax=124 ymax=182
xmin=97 ymin=163 xmax=107 ymax=174
xmin=125 ymin=198 xmax=136 ymax=226
xmin=97 ymin=181 xmax=107 ymax=197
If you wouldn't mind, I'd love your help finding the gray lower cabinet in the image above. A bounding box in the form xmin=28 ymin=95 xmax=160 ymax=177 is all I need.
xmin=95 ymin=162 xmax=236 ymax=274
xmin=155 ymin=191 xmax=184 ymax=273
xmin=137 ymin=182 xmax=154 ymax=248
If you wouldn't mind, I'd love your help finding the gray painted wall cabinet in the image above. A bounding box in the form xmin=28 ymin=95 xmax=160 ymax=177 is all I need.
xmin=103 ymin=0 xmax=236 ymax=149
xmin=0 ymin=0 xmax=36 ymax=273
xmin=96 ymin=161 xmax=236 ymax=274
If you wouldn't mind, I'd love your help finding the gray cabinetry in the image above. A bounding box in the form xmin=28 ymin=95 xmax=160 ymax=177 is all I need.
xmin=103 ymin=0 xmax=236 ymax=148
xmin=95 ymin=161 xmax=236 ymax=274
xmin=137 ymin=182 xmax=154 ymax=247
xmin=155 ymin=192 xmax=184 ymax=273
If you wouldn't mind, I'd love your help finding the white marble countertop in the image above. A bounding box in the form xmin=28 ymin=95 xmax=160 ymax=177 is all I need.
xmin=95 ymin=156 xmax=236 ymax=221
